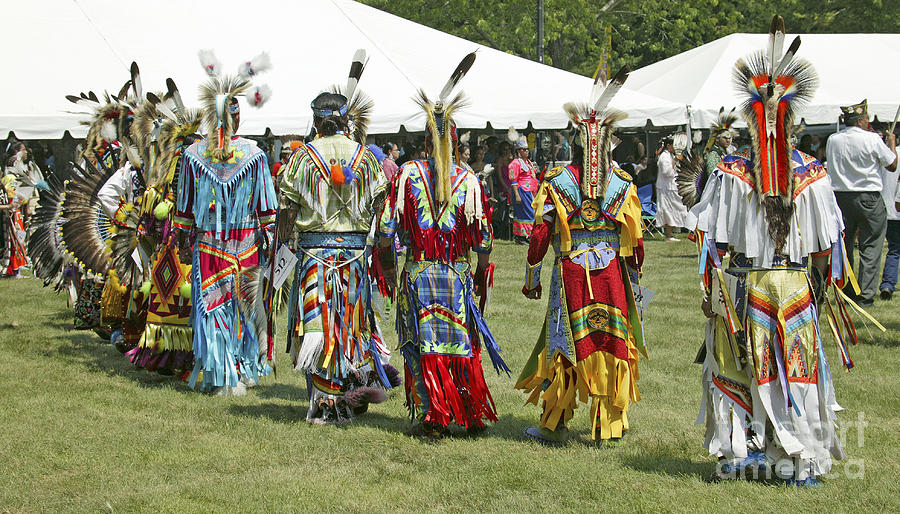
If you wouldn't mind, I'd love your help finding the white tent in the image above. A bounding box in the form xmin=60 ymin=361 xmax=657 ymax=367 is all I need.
xmin=627 ymin=33 xmax=900 ymax=129
xmin=0 ymin=0 xmax=684 ymax=140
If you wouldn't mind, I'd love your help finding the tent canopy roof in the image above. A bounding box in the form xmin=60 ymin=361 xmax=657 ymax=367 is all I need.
xmin=627 ymin=33 xmax=900 ymax=128
xmin=1 ymin=0 xmax=683 ymax=140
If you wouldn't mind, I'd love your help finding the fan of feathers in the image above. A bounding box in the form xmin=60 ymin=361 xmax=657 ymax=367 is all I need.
xmin=26 ymin=171 xmax=70 ymax=290
xmin=675 ymin=151 xmax=708 ymax=209
xmin=59 ymin=160 xmax=120 ymax=277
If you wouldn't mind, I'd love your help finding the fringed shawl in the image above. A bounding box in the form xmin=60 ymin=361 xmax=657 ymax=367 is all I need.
xmin=380 ymin=159 xmax=491 ymax=261
xmin=687 ymin=150 xmax=843 ymax=267
xmin=174 ymin=137 xmax=276 ymax=238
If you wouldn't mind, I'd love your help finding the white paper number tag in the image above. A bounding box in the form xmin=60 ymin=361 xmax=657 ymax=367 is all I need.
xmin=631 ymin=282 xmax=656 ymax=310
xmin=265 ymin=244 xmax=298 ymax=290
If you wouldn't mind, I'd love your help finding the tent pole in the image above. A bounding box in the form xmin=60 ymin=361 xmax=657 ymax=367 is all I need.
xmin=536 ymin=0 xmax=544 ymax=64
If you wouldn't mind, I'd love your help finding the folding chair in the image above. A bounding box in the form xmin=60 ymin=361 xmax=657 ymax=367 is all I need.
xmin=637 ymin=184 xmax=664 ymax=239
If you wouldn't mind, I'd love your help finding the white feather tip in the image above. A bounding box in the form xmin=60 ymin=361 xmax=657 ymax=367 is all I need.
xmin=238 ymin=52 xmax=272 ymax=79
xmin=246 ymin=84 xmax=272 ymax=108
xmin=199 ymin=50 xmax=221 ymax=77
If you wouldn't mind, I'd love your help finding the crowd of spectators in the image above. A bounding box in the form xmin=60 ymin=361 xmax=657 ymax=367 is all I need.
xmin=5 ymin=116 xmax=898 ymax=286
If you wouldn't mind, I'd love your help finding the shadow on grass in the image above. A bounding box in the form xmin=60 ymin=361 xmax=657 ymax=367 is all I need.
xmin=863 ymin=322 xmax=900 ymax=348
xmin=621 ymin=453 xmax=712 ymax=479
xmin=53 ymin=331 xmax=198 ymax=394
xmin=254 ymin=382 xmax=307 ymax=402
xmin=227 ymin=402 xmax=410 ymax=432
xmin=225 ymin=402 xmax=547 ymax=444
xmin=228 ymin=401 xmax=306 ymax=424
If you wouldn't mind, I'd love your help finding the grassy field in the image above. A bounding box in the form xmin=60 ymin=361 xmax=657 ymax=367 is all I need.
xmin=1 ymin=237 xmax=899 ymax=512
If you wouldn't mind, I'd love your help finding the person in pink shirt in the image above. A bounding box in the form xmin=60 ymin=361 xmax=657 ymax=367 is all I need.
xmin=509 ymin=136 xmax=539 ymax=244
xmin=381 ymin=142 xmax=400 ymax=181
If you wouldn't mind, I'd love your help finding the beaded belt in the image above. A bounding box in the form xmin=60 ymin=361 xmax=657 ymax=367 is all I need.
xmin=406 ymin=250 xmax=469 ymax=263
xmin=296 ymin=232 xmax=368 ymax=249
xmin=730 ymin=253 xmax=807 ymax=270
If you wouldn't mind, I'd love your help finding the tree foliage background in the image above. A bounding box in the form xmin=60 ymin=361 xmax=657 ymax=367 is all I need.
xmin=360 ymin=0 xmax=898 ymax=76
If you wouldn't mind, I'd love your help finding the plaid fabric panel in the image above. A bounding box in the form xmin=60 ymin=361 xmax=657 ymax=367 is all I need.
xmin=400 ymin=260 xmax=472 ymax=357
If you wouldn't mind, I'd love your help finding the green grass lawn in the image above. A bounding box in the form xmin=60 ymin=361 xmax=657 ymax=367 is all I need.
xmin=2 ymin=237 xmax=899 ymax=511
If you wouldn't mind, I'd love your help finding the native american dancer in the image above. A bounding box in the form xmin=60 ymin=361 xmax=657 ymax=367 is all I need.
xmin=704 ymin=108 xmax=738 ymax=177
xmin=6 ymin=142 xmax=46 ymax=226
xmin=174 ymin=52 xmax=276 ymax=394
xmin=507 ymin=131 xmax=539 ymax=244
xmin=518 ymin=66 xmax=646 ymax=447
xmin=377 ymin=52 xmax=509 ymax=436
xmin=278 ymin=50 xmax=397 ymax=424
xmin=0 ymin=174 xmax=27 ymax=277
xmin=683 ymin=16 xmax=874 ymax=486
xmin=76 ymin=63 xmax=170 ymax=355
xmin=61 ymin=81 xmax=141 ymax=340
xmin=93 ymin=66 xmax=152 ymax=353
xmin=119 ymin=78 xmax=203 ymax=375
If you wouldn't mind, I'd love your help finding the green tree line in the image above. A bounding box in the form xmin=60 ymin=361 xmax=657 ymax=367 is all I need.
xmin=361 ymin=0 xmax=898 ymax=76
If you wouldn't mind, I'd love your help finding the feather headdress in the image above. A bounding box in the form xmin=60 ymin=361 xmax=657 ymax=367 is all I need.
xmin=320 ymin=49 xmax=374 ymax=143
xmin=564 ymin=64 xmax=629 ymax=200
xmin=147 ymin=108 xmax=202 ymax=191
xmin=733 ymin=15 xmax=816 ymax=202
xmin=414 ymin=51 xmax=477 ymax=205
xmin=197 ymin=50 xmax=272 ymax=162
xmin=704 ymin=107 xmax=738 ymax=152
xmin=69 ymin=97 xmax=132 ymax=165
xmin=131 ymin=95 xmax=164 ymax=174
xmin=141 ymin=78 xmax=203 ymax=193
xmin=66 ymin=62 xmax=150 ymax=166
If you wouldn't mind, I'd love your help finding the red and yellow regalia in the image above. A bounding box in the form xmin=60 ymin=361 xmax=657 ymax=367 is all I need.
xmin=518 ymin=67 xmax=647 ymax=446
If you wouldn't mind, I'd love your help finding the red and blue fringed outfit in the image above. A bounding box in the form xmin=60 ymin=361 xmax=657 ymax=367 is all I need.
xmin=687 ymin=149 xmax=864 ymax=480
xmin=280 ymin=133 xmax=395 ymax=423
xmin=378 ymin=159 xmax=509 ymax=429
xmin=517 ymin=163 xmax=646 ymax=441
xmin=174 ymin=137 xmax=277 ymax=391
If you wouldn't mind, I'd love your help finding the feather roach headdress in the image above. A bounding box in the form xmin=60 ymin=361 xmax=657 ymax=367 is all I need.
xmin=324 ymin=49 xmax=373 ymax=143
xmin=131 ymin=95 xmax=163 ymax=174
xmin=414 ymin=50 xmax=476 ymax=205
xmin=142 ymin=80 xmax=202 ymax=189
xmin=564 ymin=64 xmax=630 ymax=200
xmin=134 ymin=78 xmax=203 ymax=225
xmin=66 ymin=62 xmax=147 ymax=167
xmin=197 ymin=50 xmax=272 ymax=162
xmin=704 ymin=107 xmax=738 ymax=152
xmin=733 ymin=15 xmax=817 ymax=202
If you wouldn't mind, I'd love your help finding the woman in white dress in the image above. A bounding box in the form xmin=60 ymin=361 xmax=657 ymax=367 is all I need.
xmin=656 ymin=137 xmax=688 ymax=241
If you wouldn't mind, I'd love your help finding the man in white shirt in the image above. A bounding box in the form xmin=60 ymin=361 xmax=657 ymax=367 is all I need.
xmin=826 ymin=100 xmax=898 ymax=305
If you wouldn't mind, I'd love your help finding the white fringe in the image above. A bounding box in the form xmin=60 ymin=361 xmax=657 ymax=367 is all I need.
xmin=396 ymin=167 xmax=411 ymax=217
xmin=292 ymin=332 xmax=325 ymax=372
xmin=463 ymin=171 xmax=481 ymax=225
